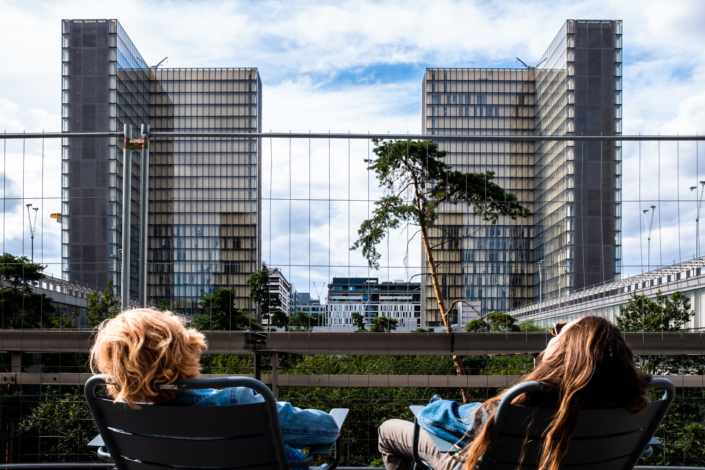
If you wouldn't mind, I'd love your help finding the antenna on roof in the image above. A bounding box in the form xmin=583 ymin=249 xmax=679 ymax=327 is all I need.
xmin=152 ymin=57 xmax=168 ymax=69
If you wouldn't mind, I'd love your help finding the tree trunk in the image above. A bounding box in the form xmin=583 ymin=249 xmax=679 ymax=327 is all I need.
xmin=420 ymin=223 xmax=469 ymax=403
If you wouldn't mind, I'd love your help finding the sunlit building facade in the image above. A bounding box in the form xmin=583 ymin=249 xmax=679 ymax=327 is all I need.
xmin=422 ymin=19 xmax=622 ymax=324
xmin=62 ymin=19 xmax=262 ymax=316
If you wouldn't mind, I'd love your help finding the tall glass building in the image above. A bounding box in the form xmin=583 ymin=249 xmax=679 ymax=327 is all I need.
xmin=61 ymin=19 xmax=262 ymax=316
xmin=421 ymin=19 xmax=622 ymax=323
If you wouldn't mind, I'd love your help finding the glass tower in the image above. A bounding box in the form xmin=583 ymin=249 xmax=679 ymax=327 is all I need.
xmin=421 ymin=19 xmax=622 ymax=323
xmin=61 ymin=20 xmax=262 ymax=316
xmin=149 ymin=68 xmax=262 ymax=315
xmin=61 ymin=19 xmax=149 ymax=297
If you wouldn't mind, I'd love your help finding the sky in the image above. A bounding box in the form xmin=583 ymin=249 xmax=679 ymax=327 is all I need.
xmin=1 ymin=0 xmax=705 ymax=299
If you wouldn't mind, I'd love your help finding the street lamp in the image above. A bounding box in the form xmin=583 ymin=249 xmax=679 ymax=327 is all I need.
xmin=642 ymin=206 xmax=656 ymax=272
xmin=690 ymin=181 xmax=705 ymax=258
xmin=25 ymin=204 xmax=39 ymax=263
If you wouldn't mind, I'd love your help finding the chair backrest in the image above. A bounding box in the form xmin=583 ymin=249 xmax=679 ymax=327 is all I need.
xmin=478 ymin=378 xmax=675 ymax=470
xmin=85 ymin=375 xmax=303 ymax=470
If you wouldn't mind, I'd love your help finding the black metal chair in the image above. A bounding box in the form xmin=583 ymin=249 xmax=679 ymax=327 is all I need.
xmin=85 ymin=375 xmax=348 ymax=470
xmin=411 ymin=378 xmax=675 ymax=470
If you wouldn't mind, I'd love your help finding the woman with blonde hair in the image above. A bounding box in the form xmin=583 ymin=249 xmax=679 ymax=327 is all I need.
xmin=90 ymin=308 xmax=339 ymax=466
xmin=378 ymin=316 xmax=651 ymax=470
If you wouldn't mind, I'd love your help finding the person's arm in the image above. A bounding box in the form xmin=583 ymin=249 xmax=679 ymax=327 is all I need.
xmin=276 ymin=400 xmax=340 ymax=448
xmin=228 ymin=387 xmax=340 ymax=448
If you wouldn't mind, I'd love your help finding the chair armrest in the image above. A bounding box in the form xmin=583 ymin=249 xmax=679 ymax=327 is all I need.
xmin=311 ymin=409 xmax=348 ymax=470
xmin=309 ymin=409 xmax=349 ymax=457
xmin=87 ymin=435 xmax=104 ymax=447
xmin=410 ymin=405 xmax=425 ymax=419
xmin=329 ymin=408 xmax=349 ymax=429
xmin=309 ymin=443 xmax=335 ymax=456
xmin=96 ymin=446 xmax=112 ymax=461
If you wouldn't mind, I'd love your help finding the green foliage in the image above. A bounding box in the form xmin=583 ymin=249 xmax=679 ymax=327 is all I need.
xmin=192 ymin=287 xmax=263 ymax=331
xmin=351 ymin=140 xmax=531 ymax=269
xmin=482 ymin=356 xmax=534 ymax=376
xmin=85 ymin=280 xmax=120 ymax=328
xmin=153 ymin=298 xmax=174 ymax=312
xmin=200 ymin=354 xmax=254 ymax=375
xmin=18 ymin=387 xmax=98 ymax=462
xmin=465 ymin=312 xmax=519 ymax=332
xmin=351 ymin=312 xmax=366 ymax=331
xmin=0 ymin=253 xmax=57 ymax=329
xmin=616 ymin=291 xmax=705 ymax=466
xmin=248 ymin=263 xmax=282 ymax=323
xmin=289 ymin=310 xmax=314 ymax=331
xmin=517 ymin=319 xmax=548 ymax=332
xmin=370 ymin=316 xmax=399 ymax=333
xmin=616 ymin=291 xmax=693 ymax=332
xmin=411 ymin=328 xmax=434 ymax=333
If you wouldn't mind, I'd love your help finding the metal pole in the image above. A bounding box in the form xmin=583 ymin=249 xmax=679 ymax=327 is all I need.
xmin=138 ymin=124 xmax=150 ymax=307
xmin=121 ymin=124 xmax=132 ymax=310
xmin=271 ymin=352 xmax=279 ymax=399
xmin=642 ymin=206 xmax=656 ymax=272
xmin=1 ymin=131 xmax=705 ymax=141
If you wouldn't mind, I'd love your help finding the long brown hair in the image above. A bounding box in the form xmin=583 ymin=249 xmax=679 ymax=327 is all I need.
xmin=462 ymin=316 xmax=651 ymax=470
xmin=90 ymin=308 xmax=207 ymax=408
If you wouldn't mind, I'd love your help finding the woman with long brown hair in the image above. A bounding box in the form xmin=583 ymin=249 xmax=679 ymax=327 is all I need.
xmin=378 ymin=316 xmax=651 ymax=470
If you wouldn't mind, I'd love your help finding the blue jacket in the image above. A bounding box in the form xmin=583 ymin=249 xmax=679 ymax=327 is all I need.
xmin=163 ymin=387 xmax=340 ymax=448
xmin=417 ymin=395 xmax=488 ymax=445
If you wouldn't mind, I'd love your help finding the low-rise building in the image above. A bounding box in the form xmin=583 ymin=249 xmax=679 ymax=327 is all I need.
xmin=267 ymin=268 xmax=292 ymax=318
xmin=323 ymin=278 xmax=421 ymax=331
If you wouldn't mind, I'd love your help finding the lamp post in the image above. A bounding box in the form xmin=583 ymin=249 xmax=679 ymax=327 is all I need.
xmin=690 ymin=181 xmax=705 ymax=258
xmin=25 ymin=204 xmax=39 ymax=263
xmin=642 ymin=206 xmax=656 ymax=272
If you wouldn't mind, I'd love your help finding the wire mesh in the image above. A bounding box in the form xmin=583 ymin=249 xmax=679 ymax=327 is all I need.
xmin=0 ymin=132 xmax=705 ymax=466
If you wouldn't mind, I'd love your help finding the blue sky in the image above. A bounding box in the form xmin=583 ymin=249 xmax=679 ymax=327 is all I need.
xmin=1 ymin=0 xmax=705 ymax=297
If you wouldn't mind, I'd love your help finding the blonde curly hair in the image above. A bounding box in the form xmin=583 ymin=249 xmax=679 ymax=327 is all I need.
xmin=90 ymin=308 xmax=207 ymax=407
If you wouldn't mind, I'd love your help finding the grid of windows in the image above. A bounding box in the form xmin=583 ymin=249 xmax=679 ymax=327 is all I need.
xmin=422 ymin=68 xmax=536 ymax=322
xmin=421 ymin=19 xmax=621 ymax=323
xmin=149 ymin=68 xmax=262 ymax=315
xmin=61 ymin=19 xmax=147 ymax=298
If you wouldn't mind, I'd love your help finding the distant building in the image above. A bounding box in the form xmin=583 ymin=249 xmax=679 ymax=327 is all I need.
xmin=267 ymin=268 xmax=292 ymax=319
xmin=324 ymin=278 xmax=421 ymax=330
xmin=295 ymin=292 xmax=325 ymax=320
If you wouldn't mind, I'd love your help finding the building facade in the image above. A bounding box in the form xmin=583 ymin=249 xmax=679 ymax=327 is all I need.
xmin=325 ymin=278 xmax=421 ymax=330
xmin=61 ymin=19 xmax=262 ymax=315
xmin=267 ymin=267 xmax=292 ymax=318
xmin=294 ymin=292 xmax=326 ymax=320
xmin=421 ymin=19 xmax=622 ymax=324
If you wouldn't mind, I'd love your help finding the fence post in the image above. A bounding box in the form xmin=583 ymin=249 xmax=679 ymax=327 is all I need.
xmin=271 ymin=352 xmax=279 ymax=398
xmin=121 ymin=124 xmax=132 ymax=310
xmin=254 ymin=352 xmax=261 ymax=382
xmin=138 ymin=124 xmax=150 ymax=307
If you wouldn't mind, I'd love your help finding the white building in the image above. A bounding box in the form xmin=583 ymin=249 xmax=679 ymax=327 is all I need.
xmin=320 ymin=278 xmax=422 ymax=332
xmin=267 ymin=268 xmax=292 ymax=318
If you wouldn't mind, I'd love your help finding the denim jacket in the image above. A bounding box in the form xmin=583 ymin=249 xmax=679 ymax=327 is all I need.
xmin=417 ymin=395 xmax=488 ymax=445
xmin=162 ymin=387 xmax=340 ymax=448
